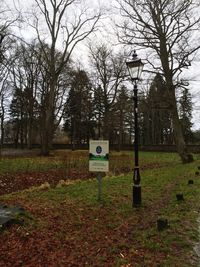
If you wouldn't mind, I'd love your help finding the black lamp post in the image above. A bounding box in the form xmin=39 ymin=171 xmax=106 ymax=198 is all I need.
xmin=126 ymin=50 xmax=144 ymax=207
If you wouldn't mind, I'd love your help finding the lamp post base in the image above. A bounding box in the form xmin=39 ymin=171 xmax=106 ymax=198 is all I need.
xmin=132 ymin=184 xmax=141 ymax=207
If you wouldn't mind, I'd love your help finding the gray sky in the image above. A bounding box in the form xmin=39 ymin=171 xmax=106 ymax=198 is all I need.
xmin=5 ymin=0 xmax=200 ymax=130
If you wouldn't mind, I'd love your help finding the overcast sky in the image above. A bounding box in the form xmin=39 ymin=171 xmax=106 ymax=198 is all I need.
xmin=5 ymin=0 xmax=200 ymax=130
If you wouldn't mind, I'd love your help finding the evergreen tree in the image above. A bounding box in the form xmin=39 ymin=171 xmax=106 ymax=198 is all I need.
xmin=179 ymin=87 xmax=193 ymax=144
xmin=140 ymin=74 xmax=173 ymax=145
xmin=9 ymin=88 xmax=27 ymax=148
xmin=63 ymin=69 xmax=95 ymax=148
xmin=113 ymin=85 xmax=132 ymax=149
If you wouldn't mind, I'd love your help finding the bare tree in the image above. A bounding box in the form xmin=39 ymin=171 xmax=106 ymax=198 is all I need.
xmin=27 ymin=0 xmax=102 ymax=155
xmin=117 ymin=0 xmax=200 ymax=163
xmin=0 ymin=1 xmax=19 ymax=155
xmin=89 ymin=43 xmax=126 ymax=139
xmin=0 ymin=72 xmax=11 ymax=146
xmin=8 ymin=41 xmax=41 ymax=149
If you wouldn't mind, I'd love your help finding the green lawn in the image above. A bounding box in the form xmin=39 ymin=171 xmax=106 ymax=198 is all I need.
xmin=0 ymin=151 xmax=200 ymax=266
xmin=0 ymin=150 xmax=181 ymax=175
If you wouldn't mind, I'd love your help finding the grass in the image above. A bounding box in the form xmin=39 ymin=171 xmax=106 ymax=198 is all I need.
xmin=0 ymin=149 xmax=182 ymax=175
xmin=0 ymin=151 xmax=200 ymax=266
xmin=0 ymin=157 xmax=64 ymax=174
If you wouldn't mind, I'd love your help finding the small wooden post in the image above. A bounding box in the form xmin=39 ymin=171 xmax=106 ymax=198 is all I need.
xmin=176 ymin=193 xmax=184 ymax=201
xmin=157 ymin=218 xmax=168 ymax=231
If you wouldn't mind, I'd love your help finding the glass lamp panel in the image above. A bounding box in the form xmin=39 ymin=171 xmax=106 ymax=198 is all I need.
xmin=128 ymin=65 xmax=140 ymax=80
xmin=137 ymin=64 xmax=144 ymax=80
xmin=126 ymin=58 xmax=144 ymax=80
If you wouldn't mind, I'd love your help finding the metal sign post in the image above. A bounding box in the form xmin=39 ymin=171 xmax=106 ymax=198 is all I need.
xmin=97 ymin=173 xmax=102 ymax=202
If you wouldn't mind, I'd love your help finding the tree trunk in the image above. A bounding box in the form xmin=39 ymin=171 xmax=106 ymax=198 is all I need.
xmin=103 ymin=109 xmax=110 ymax=139
xmin=20 ymin=126 xmax=24 ymax=149
xmin=27 ymin=89 xmax=34 ymax=149
xmin=41 ymin=131 xmax=50 ymax=156
xmin=27 ymin=120 xmax=33 ymax=149
xmin=39 ymin=101 xmax=54 ymax=156
xmin=40 ymin=120 xmax=53 ymax=156
xmin=169 ymin=91 xmax=193 ymax=163
xmin=40 ymin=74 xmax=56 ymax=156
xmin=71 ymin=118 xmax=76 ymax=151
xmin=14 ymin=125 xmax=19 ymax=148
xmin=0 ymin=99 xmax=4 ymax=147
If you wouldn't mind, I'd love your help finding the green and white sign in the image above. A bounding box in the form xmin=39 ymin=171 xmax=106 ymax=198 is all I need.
xmin=89 ymin=140 xmax=109 ymax=172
